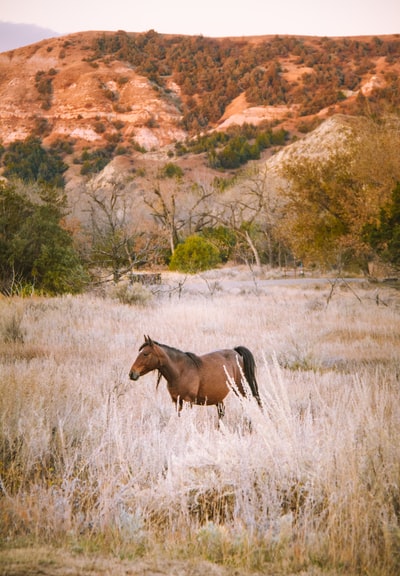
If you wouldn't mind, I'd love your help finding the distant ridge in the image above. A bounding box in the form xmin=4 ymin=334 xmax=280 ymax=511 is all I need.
xmin=0 ymin=21 xmax=60 ymax=52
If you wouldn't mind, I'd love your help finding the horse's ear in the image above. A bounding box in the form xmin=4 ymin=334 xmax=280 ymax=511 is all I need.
xmin=145 ymin=335 xmax=154 ymax=346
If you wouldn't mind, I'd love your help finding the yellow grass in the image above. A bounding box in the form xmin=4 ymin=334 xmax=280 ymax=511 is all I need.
xmin=1 ymin=274 xmax=400 ymax=575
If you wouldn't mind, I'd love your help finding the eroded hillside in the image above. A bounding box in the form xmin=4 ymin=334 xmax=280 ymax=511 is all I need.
xmin=0 ymin=30 xmax=399 ymax=157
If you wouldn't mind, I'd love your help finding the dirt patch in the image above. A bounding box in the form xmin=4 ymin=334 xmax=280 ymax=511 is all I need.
xmin=0 ymin=547 xmax=226 ymax=576
xmin=0 ymin=547 xmax=339 ymax=576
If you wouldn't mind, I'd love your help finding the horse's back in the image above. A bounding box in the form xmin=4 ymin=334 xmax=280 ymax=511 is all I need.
xmin=199 ymin=348 xmax=242 ymax=374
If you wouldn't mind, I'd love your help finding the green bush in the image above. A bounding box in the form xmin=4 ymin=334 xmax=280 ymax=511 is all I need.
xmin=160 ymin=162 xmax=184 ymax=179
xmin=77 ymin=146 xmax=115 ymax=175
xmin=169 ymin=235 xmax=221 ymax=273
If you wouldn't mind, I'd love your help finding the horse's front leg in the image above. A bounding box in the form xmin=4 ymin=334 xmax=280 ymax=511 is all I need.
xmin=174 ymin=396 xmax=184 ymax=416
xmin=175 ymin=396 xmax=193 ymax=416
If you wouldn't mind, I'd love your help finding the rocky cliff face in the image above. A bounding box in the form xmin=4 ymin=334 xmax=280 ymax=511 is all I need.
xmin=0 ymin=32 xmax=186 ymax=151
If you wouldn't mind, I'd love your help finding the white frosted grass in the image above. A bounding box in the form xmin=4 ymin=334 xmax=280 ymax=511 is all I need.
xmin=1 ymin=284 xmax=400 ymax=571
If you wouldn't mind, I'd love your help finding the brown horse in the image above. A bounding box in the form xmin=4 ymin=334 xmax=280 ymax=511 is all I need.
xmin=129 ymin=335 xmax=262 ymax=418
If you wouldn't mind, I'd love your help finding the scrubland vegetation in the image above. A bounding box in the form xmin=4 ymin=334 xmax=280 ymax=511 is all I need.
xmin=1 ymin=273 xmax=400 ymax=575
xmin=89 ymin=31 xmax=400 ymax=131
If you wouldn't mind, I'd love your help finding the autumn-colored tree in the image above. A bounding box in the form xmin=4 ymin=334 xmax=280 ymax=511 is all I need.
xmin=279 ymin=149 xmax=360 ymax=268
xmin=279 ymin=117 xmax=400 ymax=271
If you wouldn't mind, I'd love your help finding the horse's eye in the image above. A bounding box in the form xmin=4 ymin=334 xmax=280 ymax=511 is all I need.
xmin=143 ymin=351 xmax=150 ymax=357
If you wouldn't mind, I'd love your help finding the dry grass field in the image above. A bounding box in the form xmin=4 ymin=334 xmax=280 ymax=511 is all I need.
xmin=1 ymin=270 xmax=400 ymax=575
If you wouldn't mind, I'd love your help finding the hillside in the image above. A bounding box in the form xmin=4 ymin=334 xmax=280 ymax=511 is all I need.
xmin=1 ymin=31 xmax=400 ymax=296
xmin=0 ymin=29 xmax=399 ymax=185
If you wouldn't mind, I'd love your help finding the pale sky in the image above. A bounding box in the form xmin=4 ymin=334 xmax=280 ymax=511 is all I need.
xmin=2 ymin=0 xmax=399 ymax=38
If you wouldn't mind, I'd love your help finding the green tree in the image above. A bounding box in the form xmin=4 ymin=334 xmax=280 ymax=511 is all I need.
xmin=363 ymin=182 xmax=400 ymax=268
xmin=202 ymin=226 xmax=236 ymax=262
xmin=0 ymin=182 xmax=88 ymax=294
xmin=169 ymin=235 xmax=221 ymax=273
xmin=2 ymin=137 xmax=68 ymax=188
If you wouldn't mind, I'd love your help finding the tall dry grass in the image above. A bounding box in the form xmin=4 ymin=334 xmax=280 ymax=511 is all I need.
xmin=1 ymin=276 xmax=400 ymax=574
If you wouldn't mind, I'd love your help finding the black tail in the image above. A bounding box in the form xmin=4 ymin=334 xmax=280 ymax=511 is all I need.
xmin=234 ymin=346 xmax=262 ymax=409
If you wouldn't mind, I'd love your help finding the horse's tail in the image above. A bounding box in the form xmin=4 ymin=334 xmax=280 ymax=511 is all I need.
xmin=234 ymin=346 xmax=262 ymax=409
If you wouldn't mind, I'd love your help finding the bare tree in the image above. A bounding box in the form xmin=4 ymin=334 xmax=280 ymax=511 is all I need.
xmin=144 ymin=178 xmax=215 ymax=254
xmin=209 ymin=164 xmax=284 ymax=268
xmin=84 ymin=179 xmax=149 ymax=283
xmin=238 ymin=164 xmax=284 ymax=267
xmin=145 ymin=183 xmax=180 ymax=254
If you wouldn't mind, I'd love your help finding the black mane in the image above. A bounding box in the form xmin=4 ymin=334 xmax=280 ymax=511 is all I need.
xmin=141 ymin=340 xmax=202 ymax=367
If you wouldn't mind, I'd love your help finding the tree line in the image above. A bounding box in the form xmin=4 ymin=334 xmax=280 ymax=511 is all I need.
xmin=1 ymin=116 xmax=400 ymax=295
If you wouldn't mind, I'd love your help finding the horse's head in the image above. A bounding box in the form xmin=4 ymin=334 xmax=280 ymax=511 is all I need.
xmin=129 ymin=335 xmax=160 ymax=381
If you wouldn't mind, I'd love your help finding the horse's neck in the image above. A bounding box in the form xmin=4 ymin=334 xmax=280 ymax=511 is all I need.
xmin=158 ymin=348 xmax=188 ymax=382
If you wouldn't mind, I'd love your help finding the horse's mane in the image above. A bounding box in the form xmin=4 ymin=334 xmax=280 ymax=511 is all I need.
xmin=140 ymin=340 xmax=202 ymax=368
xmin=185 ymin=351 xmax=202 ymax=367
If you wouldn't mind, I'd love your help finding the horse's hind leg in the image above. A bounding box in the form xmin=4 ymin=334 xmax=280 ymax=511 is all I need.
xmin=217 ymin=402 xmax=225 ymax=420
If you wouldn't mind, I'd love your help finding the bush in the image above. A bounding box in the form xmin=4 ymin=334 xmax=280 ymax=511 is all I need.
xmin=169 ymin=235 xmax=221 ymax=273
xmin=0 ymin=304 xmax=25 ymax=343
xmin=160 ymin=162 xmax=184 ymax=179
xmin=77 ymin=146 xmax=115 ymax=175
xmin=112 ymin=282 xmax=153 ymax=306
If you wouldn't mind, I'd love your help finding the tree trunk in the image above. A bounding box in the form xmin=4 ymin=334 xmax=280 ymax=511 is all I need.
xmin=245 ymin=230 xmax=261 ymax=268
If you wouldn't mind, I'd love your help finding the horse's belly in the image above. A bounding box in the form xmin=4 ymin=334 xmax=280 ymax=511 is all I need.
xmin=196 ymin=382 xmax=230 ymax=406
xmin=167 ymin=382 xmax=198 ymax=404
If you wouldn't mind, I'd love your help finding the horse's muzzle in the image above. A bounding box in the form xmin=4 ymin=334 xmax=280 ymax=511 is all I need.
xmin=129 ymin=370 xmax=140 ymax=381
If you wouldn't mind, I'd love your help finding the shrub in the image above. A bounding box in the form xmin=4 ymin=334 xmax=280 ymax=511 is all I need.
xmin=160 ymin=162 xmax=184 ymax=179
xmin=169 ymin=235 xmax=221 ymax=273
xmin=50 ymin=138 xmax=74 ymax=155
xmin=112 ymin=282 xmax=153 ymax=306
xmin=0 ymin=305 xmax=25 ymax=343
xmin=77 ymin=146 xmax=115 ymax=175
xmin=93 ymin=121 xmax=106 ymax=133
